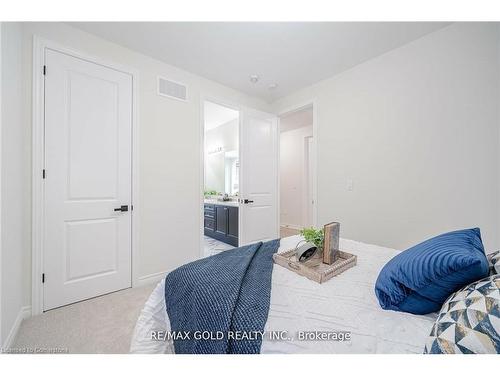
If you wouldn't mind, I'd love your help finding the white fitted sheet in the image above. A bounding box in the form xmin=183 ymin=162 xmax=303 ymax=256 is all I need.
xmin=130 ymin=236 xmax=436 ymax=354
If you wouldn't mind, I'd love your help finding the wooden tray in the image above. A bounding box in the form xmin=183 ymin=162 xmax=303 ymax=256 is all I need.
xmin=273 ymin=249 xmax=357 ymax=284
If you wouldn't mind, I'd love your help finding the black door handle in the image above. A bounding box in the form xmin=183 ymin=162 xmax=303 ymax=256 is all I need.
xmin=243 ymin=199 xmax=254 ymax=204
xmin=114 ymin=205 xmax=129 ymax=212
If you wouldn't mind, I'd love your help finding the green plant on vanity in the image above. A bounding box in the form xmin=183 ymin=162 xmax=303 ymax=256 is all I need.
xmin=204 ymin=190 xmax=218 ymax=197
xmin=300 ymin=227 xmax=324 ymax=250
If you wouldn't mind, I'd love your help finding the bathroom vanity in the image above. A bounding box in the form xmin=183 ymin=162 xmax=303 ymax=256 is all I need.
xmin=204 ymin=200 xmax=239 ymax=247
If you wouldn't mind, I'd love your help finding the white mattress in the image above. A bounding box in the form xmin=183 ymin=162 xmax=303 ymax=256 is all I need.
xmin=130 ymin=236 xmax=437 ymax=354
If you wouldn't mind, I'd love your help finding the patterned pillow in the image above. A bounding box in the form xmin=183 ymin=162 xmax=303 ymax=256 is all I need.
xmin=424 ymin=274 xmax=499 ymax=354
xmin=487 ymin=251 xmax=500 ymax=275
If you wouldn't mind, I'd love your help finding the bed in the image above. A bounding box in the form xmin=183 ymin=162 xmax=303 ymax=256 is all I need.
xmin=130 ymin=235 xmax=437 ymax=354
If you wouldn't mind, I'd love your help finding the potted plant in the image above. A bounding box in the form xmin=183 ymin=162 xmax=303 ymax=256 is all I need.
xmin=299 ymin=227 xmax=324 ymax=251
xmin=204 ymin=189 xmax=218 ymax=199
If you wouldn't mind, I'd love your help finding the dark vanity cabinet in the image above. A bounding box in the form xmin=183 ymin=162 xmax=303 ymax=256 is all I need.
xmin=204 ymin=204 xmax=239 ymax=247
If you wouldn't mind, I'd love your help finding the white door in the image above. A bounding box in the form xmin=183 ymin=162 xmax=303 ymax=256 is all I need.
xmin=44 ymin=49 xmax=133 ymax=311
xmin=239 ymin=108 xmax=279 ymax=245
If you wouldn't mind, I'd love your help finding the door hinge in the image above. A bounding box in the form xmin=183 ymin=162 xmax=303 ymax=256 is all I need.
xmin=42 ymin=273 xmax=45 ymax=283
xmin=42 ymin=169 xmax=46 ymax=179
xmin=43 ymin=65 xmax=46 ymax=75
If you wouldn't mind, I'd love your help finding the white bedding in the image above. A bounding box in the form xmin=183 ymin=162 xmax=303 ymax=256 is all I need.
xmin=130 ymin=236 xmax=436 ymax=354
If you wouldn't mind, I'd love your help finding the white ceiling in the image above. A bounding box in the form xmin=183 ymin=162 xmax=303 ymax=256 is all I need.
xmin=204 ymin=101 xmax=239 ymax=131
xmin=280 ymin=106 xmax=313 ymax=133
xmin=71 ymin=22 xmax=450 ymax=102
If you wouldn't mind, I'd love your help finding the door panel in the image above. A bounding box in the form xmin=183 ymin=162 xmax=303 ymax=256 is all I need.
xmin=67 ymin=71 xmax=119 ymax=199
xmin=64 ymin=218 xmax=118 ymax=282
xmin=216 ymin=206 xmax=228 ymax=235
xmin=44 ymin=49 xmax=132 ymax=311
xmin=239 ymin=109 xmax=279 ymax=245
xmin=227 ymin=206 xmax=239 ymax=241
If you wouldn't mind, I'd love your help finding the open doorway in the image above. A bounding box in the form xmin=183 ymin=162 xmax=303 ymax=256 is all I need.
xmin=201 ymin=99 xmax=279 ymax=257
xmin=202 ymin=100 xmax=240 ymax=257
xmin=279 ymin=104 xmax=315 ymax=238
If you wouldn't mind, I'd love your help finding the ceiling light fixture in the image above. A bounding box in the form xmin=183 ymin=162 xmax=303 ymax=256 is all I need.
xmin=249 ymin=75 xmax=259 ymax=84
xmin=268 ymin=83 xmax=278 ymax=90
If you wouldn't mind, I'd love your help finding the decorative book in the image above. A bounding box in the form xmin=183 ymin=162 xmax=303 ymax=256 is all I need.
xmin=323 ymin=222 xmax=340 ymax=265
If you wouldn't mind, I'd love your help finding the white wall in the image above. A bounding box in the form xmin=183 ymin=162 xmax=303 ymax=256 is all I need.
xmin=273 ymin=23 xmax=500 ymax=251
xmin=280 ymin=126 xmax=313 ymax=228
xmin=1 ymin=22 xmax=28 ymax=345
xmin=2 ymin=22 xmax=269 ymax=323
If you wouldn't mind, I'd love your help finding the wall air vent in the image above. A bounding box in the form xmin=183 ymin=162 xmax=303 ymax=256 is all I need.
xmin=157 ymin=77 xmax=188 ymax=102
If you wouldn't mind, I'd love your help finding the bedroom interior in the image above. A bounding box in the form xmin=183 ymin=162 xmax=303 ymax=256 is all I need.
xmin=0 ymin=5 xmax=499 ymax=370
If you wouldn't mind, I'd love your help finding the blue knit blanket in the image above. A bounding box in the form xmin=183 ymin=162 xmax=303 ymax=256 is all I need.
xmin=164 ymin=239 xmax=280 ymax=354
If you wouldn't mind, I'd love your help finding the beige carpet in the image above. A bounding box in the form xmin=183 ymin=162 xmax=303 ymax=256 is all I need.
xmin=13 ymin=283 xmax=155 ymax=354
xmin=12 ymin=236 xmax=232 ymax=354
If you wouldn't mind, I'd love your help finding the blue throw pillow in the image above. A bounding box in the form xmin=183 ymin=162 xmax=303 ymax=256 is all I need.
xmin=375 ymin=228 xmax=489 ymax=315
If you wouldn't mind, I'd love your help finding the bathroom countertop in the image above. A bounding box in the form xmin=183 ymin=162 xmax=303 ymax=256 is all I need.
xmin=204 ymin=198 xmax=239 ymax=207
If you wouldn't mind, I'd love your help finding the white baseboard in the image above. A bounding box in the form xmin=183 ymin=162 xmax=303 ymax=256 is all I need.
xmin=2 ymin=305 xmax=31 ymax=349
xmin=135 ymin=270 xmax=169 ymax=287
xmin=280 ymin=223 xmax=302 ymax=231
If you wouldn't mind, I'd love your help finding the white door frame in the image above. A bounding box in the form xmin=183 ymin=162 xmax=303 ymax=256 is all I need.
xmin=277 ymin=100 xmax=318 ymax=229
xmin=198 ymin=95 xmax=242 ymax=258
xmin=31 ymin=36 xmax=140 ymax=316
xmin=304 ymin=135 xmax=314 ymax=227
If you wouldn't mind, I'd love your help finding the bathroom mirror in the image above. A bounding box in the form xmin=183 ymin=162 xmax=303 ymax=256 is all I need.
xmin=204 ymin=101 xmax=239 ymax=196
